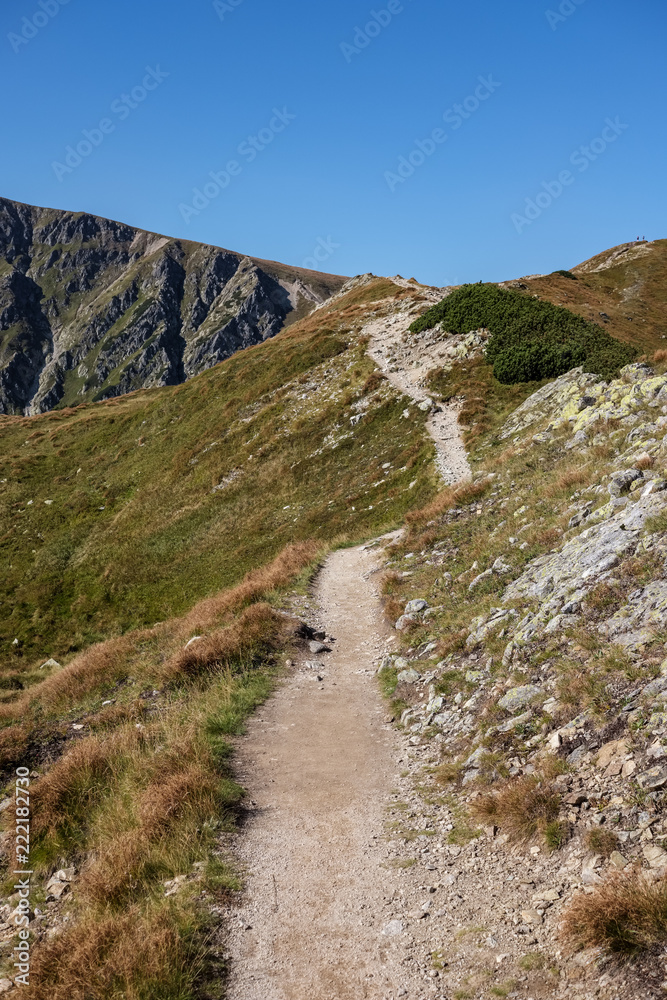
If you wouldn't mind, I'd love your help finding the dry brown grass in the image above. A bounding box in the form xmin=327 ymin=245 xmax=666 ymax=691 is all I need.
xmin=25 ymin=905 xmax=201 ymax=1000
xmin=31 ymin=731 xmax=137 ymax=838
xmin=174 ymin=540 xmax=319 ymax=639
xmin=561 ymin=870 xmax=667 ymax=955
xmin=653 ymin=349 xmax=667 ymax=364
xmin=584 ymin=827 xmax=620 ymax=858
xmin=472 ymin=774 xmax=561 ymax=842
xmin=161 ymin=602 xmax=287 ymax=683
xmin=0 ymin=541 xmax=319 ymax=725
xmin=635 ymin=454 xmax=655 ymax=470
xmin=405 ymin=478 xmax=492 ymax=528
xmin=543 ymin=464 xmax=595 ymax=499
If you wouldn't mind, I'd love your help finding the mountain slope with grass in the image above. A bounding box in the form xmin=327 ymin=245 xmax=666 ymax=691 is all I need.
xmin=0 ymin=197 xmax=347 ymax=415
xmin=0 ymin=238 xmax=665 ymax=1000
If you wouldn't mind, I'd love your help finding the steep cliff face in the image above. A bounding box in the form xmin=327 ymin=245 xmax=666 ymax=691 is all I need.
xmin=0 ymin=198 xmax=347 ymax=414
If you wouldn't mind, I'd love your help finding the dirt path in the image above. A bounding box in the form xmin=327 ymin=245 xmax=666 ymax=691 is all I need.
xmin=363 ymin=309 xmax=471 ymax=486
xmin=223 ymin=541 xmax=438 ymax=1000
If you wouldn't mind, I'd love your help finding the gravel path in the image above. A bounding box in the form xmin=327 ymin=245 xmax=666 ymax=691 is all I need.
xmin=223 ymin=541 xmax=439 ymax=1000
xmin=363 ymin=307 xmax=471 ymax=486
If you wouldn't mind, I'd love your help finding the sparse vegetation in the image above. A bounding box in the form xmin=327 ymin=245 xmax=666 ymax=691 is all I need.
xmin=471 ymin=773 xmax=561 ymax=844
xmin=562 ymin=870 xmax=667 ymax=955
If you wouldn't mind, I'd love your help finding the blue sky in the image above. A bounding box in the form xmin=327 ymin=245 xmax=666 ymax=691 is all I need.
xmin=1 ymin=0 xmax=665 ymax=285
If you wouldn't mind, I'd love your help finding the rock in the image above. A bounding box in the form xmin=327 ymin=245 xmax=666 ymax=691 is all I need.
xmin=596 ymin=739 xmax=629 ymax=769
xmin=520 ymin=909 xmax=543 ymax=925
xmin=465 ymin=746 xmax=487 ymax=768
xmin=397 ymin=669 xmax=421 ymax=684
xmin=581 ymin=867 xmax=603 ymax=886
xmin=382 ymin=919 xmax=404 ymax=936
xmin=642 ymin=676 xmax=667 ymax=699
xmin=45 ymin=880 xmax=70 ymax=901
xmin=609 ymin=851 xmax=629 ymax=870
xmin=538 ymin=889 xmax=561 ymax=901
xmin=0 ymin=981 xmax=13 ymax=995
xmin=639 ymin=765 xmax=667 ymax=790
xmin=395 ymin=615 xmax=417 ymax=631
xmin=642 ymin=479 xmax=667 ymax=497
xmin=608 ymin=469 xmax=643 ymax=497
xmin=564 ymin=792 xmax=588 ymax=807
xmin=405 ymin=599 xmax=429 ymax=614
xmin=498 ymin=685 xmax=542 ymax=713
xmin=496 ymin=710 xmax=533 ymax=733
xmin=417 ymin=399 xmax=432 ymax=412
xmin=643 ymin=845 xmax=667 ymax=868
xmin=469 ymin=569 xmax=493 ymax=591
xmin=503 ymin=490 xmax=667 ymax=608
xmin=39 ymin=657 xmax=61 ymax=670
xmin=548 ymin=731 xmax=563 ymax=750
xmin=53 ymin=867 xmax=76 ymax=882
xmin=599 ymin=580 xmax=667 ymax=649
xmin=492 ymin=557 xmax=511 ymax=574
xmin=308 ymin=641 xmax=328 ymax=654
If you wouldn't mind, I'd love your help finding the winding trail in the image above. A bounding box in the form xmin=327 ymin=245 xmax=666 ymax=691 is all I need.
xmin=224 ymin=541 xmax=431 ymax=1000
xmin=363 ymin=307 xmax=471 ymax=486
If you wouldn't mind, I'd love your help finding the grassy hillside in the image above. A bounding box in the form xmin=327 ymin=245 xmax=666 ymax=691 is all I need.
xmin=0 ymin=275 xmax=442 ymax=999
xmin=509 ymin=238 xmax=667 ymax=355
xmin=0 ymin=279 xmax=436 ymax=673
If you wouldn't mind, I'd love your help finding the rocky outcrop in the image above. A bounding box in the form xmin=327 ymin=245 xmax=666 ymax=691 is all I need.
xmin=0 ymin=197 xmax=347 ymax=414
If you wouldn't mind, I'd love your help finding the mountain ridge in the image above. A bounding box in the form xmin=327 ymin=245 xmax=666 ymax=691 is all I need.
xmin=0 ymin=196 xmax=347 ymax=415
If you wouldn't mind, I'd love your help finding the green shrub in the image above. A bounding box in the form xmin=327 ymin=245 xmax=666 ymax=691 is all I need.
xmin=409 ymin=283 xmax=635 ymax=385
xmin=552 ymin=269 xmax=577 ymax=280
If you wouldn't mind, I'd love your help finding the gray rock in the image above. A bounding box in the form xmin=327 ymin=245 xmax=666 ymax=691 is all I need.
xmin=608 ymin=469 xmax=643 ymax=497
xmin=498 ymin=685 xmax=542 ymax=713
xmin=492 ymin=557 xmax=511 ymax=574
xmin=642 ymin=677 xmax=667 ymax=699
xmin=504 ymin=491 xmax=667 ymax=607
xmin=39 ymin=657 xmax=61 ymax=670
xmin=639 ymin=765 xmax=667 ymax=790
xmin=382 ymin=919 xmax=404 ymax=936
xmin=397 ymin=669 xmax=421 ymax=684
xmin=496 ymin=710 xmax=533 ymax=733
xmin=395 ymin=614 xmax=417 ymax=631
xmin=308 ymin=640 xmax=328 ymax=654
xmin=405 ymin=599 xmax=429 ymax=614
xmin=469 ymin=569 xmax=493 ymax=591
xmin=465 ymin=746 xmax=487 ymax=767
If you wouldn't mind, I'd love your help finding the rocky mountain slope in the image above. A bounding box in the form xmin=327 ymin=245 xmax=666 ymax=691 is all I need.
xmin=0 ymin=197 xmax=346 ymax=415
xmin=0 ymin=238 xmax=665 ymax=999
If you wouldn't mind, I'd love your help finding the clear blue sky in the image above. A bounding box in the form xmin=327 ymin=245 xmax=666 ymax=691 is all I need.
xmin=2 ymin=0 xmax=665 ymax=285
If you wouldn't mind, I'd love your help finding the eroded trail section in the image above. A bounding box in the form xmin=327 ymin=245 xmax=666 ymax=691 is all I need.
xmin=224 ymin=543 xmax=416 ymax=1000
xmin=363 ymin=306 xmax=471 ymax=486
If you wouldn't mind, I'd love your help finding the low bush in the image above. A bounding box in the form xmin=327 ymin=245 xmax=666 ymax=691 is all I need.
xmin=409 ymin=283 xmax=636 ymax=384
